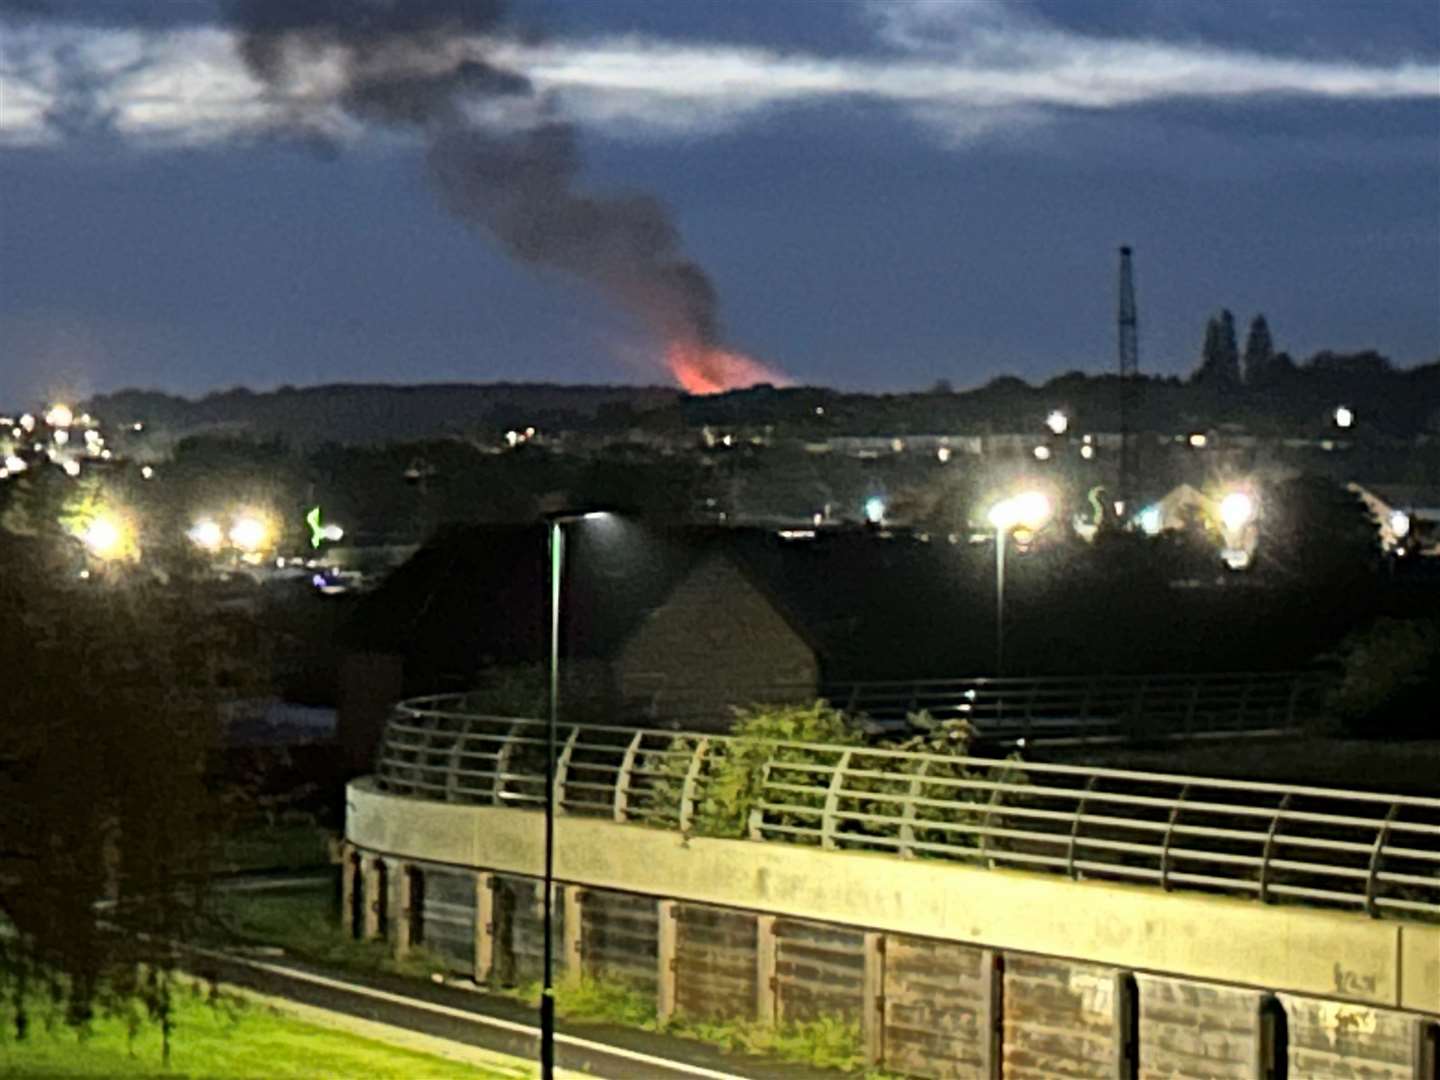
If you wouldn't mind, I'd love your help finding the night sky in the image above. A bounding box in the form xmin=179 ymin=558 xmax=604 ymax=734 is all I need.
xmin=2 ymin=0 xmax=1436 ymax=405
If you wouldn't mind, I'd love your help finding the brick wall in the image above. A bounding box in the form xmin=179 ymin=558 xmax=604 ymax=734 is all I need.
xmin=1281 ymin=993 xmax=1426 ymax=1079
xmin=1002 ymin=955 xmax=1124 ymax=1079
xmin=617 ymin=555 xmax=818 ymax=729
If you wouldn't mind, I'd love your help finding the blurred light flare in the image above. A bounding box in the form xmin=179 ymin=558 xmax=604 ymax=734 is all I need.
xmin=44 ymin=404 xmax=73 ymax=429
xmin=1334 ymin=405 xmax=1355 ymax=429
xmin=1045 ymin=410 xmax=1069 ymax=435
xmin=989 ymin=491 xmax=1052 ymax=532
xmin=864 ymin=496 xmax=886 ymax=524
xmin=1219 ymin=491 xmax=1256 ymax=532
xmin=229 ymin=516 xmax=271 ymax=553
xmin=188 ymin=518 xmax=224 ymax=552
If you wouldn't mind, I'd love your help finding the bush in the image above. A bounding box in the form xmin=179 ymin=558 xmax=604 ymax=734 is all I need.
xmin=1330 ymin=618 xmax=1440 ymax=734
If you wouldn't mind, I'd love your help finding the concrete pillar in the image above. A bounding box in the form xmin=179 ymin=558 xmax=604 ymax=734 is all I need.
xmin=361 ymin=855 xmax=382 ymax=941
xmin=474 ymin=872 xmax=494 ymax=985
xmin=862 ymin=932 xmax=885 ymax=1067
xmin=340 ymin=843 xmax=356 ymax=938
xmin=755 ymin=914 xmax=778 ymax=1024
xmin=657 ymin=900 xmax=678 ymax=1021
xmin=563 ymin=886 xmax=584 ymax=977
xmin=391 ymin=862 xmax=413 ymax=958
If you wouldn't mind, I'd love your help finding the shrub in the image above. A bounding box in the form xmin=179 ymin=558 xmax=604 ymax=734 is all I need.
xmin=1330 ymin=618 xmax=1440 ymax=734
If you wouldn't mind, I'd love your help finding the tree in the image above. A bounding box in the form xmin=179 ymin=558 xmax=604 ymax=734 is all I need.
xmin=0 ymin=484 xmax=240 ymax=1053
xmin=1194 ymin=309 xmax=1241 ymax=387
xmin=1242 ymin=314 xmax=1276 ymax=385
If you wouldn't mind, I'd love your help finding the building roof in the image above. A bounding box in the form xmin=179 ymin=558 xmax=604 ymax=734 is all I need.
xmin=340 ymin=522 xmax=997 ymax=688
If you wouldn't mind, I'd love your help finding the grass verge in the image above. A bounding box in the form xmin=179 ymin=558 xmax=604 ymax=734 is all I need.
xmin=0 ymin=981 xmax=515 ymax=1079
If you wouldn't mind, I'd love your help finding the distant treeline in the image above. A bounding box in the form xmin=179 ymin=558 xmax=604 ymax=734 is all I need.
xmin=82 ymin=349 xmax=1438 ymax=447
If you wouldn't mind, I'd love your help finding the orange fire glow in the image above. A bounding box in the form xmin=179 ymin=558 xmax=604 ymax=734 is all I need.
xmin=666 ymin=340 xmax=790 ymax=395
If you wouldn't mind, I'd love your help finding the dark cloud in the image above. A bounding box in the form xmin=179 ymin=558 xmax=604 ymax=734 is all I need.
xmin=230 ymin=0 xmax=723 ymax=346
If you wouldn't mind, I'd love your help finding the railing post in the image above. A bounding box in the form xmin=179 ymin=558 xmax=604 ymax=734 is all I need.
xmin=1066 ymin=774 xmax=1100 ymax=879
xmin=613 ymin=730 xmax=644 ymax=823
xmin=679 ymin=737 xmax=711 ymax=834
xmin=747 ymin=759 xmax=772 ymax=840
xmin=898 ymin=759 xmax=931 ymax=858
xmin=1160 ymin=785 xmax=1190 ymax=892
xmin=822 ymin=750 xmax=854 ymax=850
xmin=492 ymin=718 xmax=524 ymax=806
xmin=563 ymin=885 xmax=585 ymax=974
xmin=1364 ymin=802 xmax=1401 ymax=918
xmin=554 ymin=726 xmax=580 ymax=815
xmin=445 ymin=717 xmax=473 ymax=803
xmin=1257 ymin=792 xmax=1292 ymax=903
xmin=1184 ymin=681 xmax=1201 ymax=737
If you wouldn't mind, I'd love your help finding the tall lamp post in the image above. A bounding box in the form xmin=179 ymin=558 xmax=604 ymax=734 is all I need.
xmin=986 ymin=492 xmax=1052 ymax=675
xmin=542 ymin=511 xmax=608 ymax=1080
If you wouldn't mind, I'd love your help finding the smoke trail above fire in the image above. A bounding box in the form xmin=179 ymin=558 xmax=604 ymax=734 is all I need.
xmin=230 ymin=0 xmax=784 ymax=393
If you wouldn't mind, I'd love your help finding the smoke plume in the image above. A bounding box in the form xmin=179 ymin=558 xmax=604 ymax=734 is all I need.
xmin=232 ymin=0 xmax=729 ymax=360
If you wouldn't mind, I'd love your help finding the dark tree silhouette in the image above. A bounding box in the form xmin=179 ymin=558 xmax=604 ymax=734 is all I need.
xmin=1243 ymin=314 xmax=1276 ymax=385
xmin=1194 ymin=309 xmax=1242 ymax=386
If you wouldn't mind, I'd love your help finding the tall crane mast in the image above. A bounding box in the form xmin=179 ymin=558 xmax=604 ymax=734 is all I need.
xmin=1117 ymin=246 xmax=1140 ymax=516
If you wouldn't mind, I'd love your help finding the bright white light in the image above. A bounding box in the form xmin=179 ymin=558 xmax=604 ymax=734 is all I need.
xmin=1389 ymin=510 xmax=1411 ymax=540
xmin=936 ymin=446 xmax=952 ymax=463
xmin=505 ymin=429 xmax=520 ymax=447
xmin=53 ymin=429 xmax=69 ymax=446
xmin=864 ymin=496 xmax=886 ymax=524
xmin=188 ymin=519 xmax=224 ymax=551
xmin=1045 ymin=410 xmax=1069 ymax=435
xmin=44 ymin=404 xmax=73 ymax=428
xmin=1032 ymin=445 xmax=1052 ymax=461
xmin=0 ymin=469 xmax=7 ymax=480
xmin=320 ymin=523 xmax=345 ymax=542
xmin=1188 ymin=433 xmax=1208 ymax=449
xmin=140 ymin=466 xmax=154 ymax=480
xmin=62 ymin=459 xmax=81 ymax=477
xmin=19 ymin=414 xmax=35 ymax=432
xmin=132 ymin=422 xmax=144 ymax=432
xmin=1138 ymin=506 xmax=1163 ymax=536
xmin=1334 ymin=405 xmax=1355 ymax=429
xmin=1080 ymin=444 xmax=1095 ymax=460
xmin=84 ymin=429 xmax=102 ymax=445
xmin=989 ymin=491 xmax=1051 ymax=532
xmin=229 ymin=516 xmax=270 ymax=553
xmin=525 ymin=426 xmax=536 ymax=438
xmin=100 ymin=449 xmax=112 ymax=460
xmin=1219 ymin=492 xmax=1256 ymax=532
xmin=4 ymin=455 xmax=26 ymax=473
xmin=80 ymin=516 xmax=126 ymax=560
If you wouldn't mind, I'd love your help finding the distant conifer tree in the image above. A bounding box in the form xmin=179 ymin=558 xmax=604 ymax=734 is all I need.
xmin=1243 ymin=314 xmax=1276 ymax=384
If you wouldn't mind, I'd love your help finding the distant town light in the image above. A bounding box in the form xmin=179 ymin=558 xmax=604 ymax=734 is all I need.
xmin=320 ymin=523 xmax=345 ymax=543
xmin=1188 ymin=433 xmax=1208 ymax=449
xmin=864 ymin=496 xmax=886 ymax=525
xmin=1138 ymin=506 xmax=1163 ymax=536
xmin=1045 ymin=410 xmax=1069 ymax=436
xmin=989 ymin=491 xmax=1051 ymax=533
xmin=1334 ymin=405 xmax=1355 ymax=429
xmin=814 ymin=406 xmax=824 ymax=416
xmin=1389 ymin=510 xmax=1411 ymax=540
xmin=936 ymin=446 xmax=952 ymax=464
xmin=100 ymin=449 xmax=112 ymax=460
xmin=44 ymin=403 xmax=73 ymax=429
xmin=229 ymin=516 xmax=270 ymax=553
xmin=19 ymin=413 xmax=35 ymax=432
xmin=62 ymin=459 xmax=81 ymax=477
xmin=79 ymin=514 xmax=131 ymax=561
xmin=53 ymin=429 xmax=69 ymax=446
xmin=1219 ymin=492 xmax=1256 ymax=533
xmin=4 ymin=455 xmax=26 ymax=473
xmin=140 ymin=465 xmax=154 ymax=480
xmin=132 ymin=422 xmax=144 ymax=432
xmin=505 ymin=430 xmax=520 ymax=448
xmin=1032 ymin=445 xmax=1052 ymax=461
xmin=1080 ymin=444 xmax=1096 ymax=460
xmin=188 ymin=518 xmax=224 ymax=552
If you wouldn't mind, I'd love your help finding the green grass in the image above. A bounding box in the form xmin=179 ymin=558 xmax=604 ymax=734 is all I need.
xmin=216 ymin=822 xmax=334 ymax=874
xmin=0 ymin=983 xmax=514 ymax=1079
xmin=208 ymin=884 xmax=448 ymax=980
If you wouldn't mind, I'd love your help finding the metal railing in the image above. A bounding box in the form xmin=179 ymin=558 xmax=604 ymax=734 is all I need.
xmin=822 ymin=671 xmax=1329 ymax=743
xmin=374 ymin=696 xmax=1440 ymax=923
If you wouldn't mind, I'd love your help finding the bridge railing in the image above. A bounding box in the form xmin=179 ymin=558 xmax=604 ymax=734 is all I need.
xmin=822 ymin=670 xmax=1329 ymax=741
xmin=375 ymin=696 xmax=1440 ymax=922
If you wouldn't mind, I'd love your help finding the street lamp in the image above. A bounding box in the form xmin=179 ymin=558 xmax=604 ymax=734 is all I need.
xmin=986 ymin=492 xmax=1051 ymax=674
xmin=542 ymin=510 xmax=610 ymax=1080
